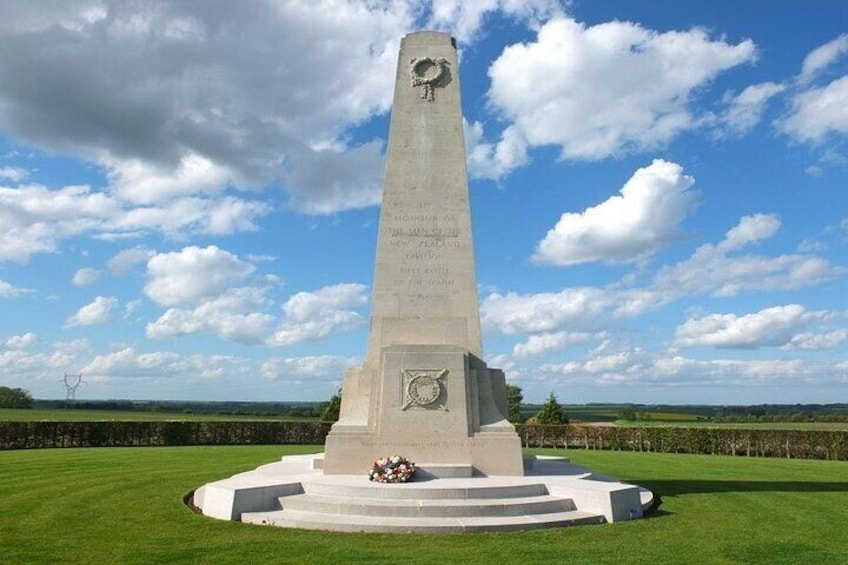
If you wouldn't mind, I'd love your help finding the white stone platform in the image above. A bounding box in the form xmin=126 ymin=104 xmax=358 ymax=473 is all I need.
xmin=193 ymin=453 xmax=653 ymax=533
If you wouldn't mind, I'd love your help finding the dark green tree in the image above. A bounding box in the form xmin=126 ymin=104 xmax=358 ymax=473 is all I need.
xmin=320 ymin=390 xmax=342 ymax=422
xmin=0 ymin=386 xmax=34 ymax=409
xmin=535 ymin=391 xmax=568 ymax=425
xmin=618 ymin=405 xmax=637 ymax=421
xmin=506 ymin=384 xmax=524 ymax=424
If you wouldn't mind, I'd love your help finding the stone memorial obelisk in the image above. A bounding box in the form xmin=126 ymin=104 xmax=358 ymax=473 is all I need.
xmin=323 ymin=31 xmax=523 ymax=476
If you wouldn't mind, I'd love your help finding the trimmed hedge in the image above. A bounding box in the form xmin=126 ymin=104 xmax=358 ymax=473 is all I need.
xmin=1 ymin=421 xmax=846 ymax=460
xmin=0 ymin=420 xmax=332 ymax=450
xmin=516 ymin=424 xmax=848 ymax=461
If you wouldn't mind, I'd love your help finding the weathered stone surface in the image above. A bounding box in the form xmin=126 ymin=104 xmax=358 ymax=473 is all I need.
xmin=323 ymin=31 xmax=522 ymax=476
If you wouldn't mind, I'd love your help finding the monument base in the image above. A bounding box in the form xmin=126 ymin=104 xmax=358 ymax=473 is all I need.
xmin=193 ymin=452 xmax=654 ymax=533
xmin=323 ymin=345 xmax=524 ymax=476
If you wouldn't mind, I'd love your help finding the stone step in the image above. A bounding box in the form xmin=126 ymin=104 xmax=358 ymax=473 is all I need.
xmin=277 ymin=492 xmax=576 ymax=518
xmin=302 ymin=480 xmax=549 ymax=500
xmin=242 ymin=508 xmax=605 ymax=533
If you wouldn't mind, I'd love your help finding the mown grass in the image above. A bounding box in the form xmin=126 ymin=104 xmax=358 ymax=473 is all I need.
xmin=2 ymin=446 xmax=847 ymax=564
xmin=0 ymin=408 xmax=295 ymax=422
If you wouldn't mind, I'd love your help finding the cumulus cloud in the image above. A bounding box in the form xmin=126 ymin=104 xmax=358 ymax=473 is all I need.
xmin=783 ymin=329 xmax=848 ymax=350
xmin=71 ymin=267 xmax=101 ymax=287
xmin=428 ymin=0 xmax=562 ymax=43
xmin=0 ymin=182 xmax=270 ymax=263
xmin=481 ymin=17 xmax=755 ymax=175
xmin=482 ymin=287 xmax=608 ymax=334
xmin=512 ymin=331 xmax=599 ymax=358
xmin=799 ymin=33 xmax=848 ymax=83
xmin=0 ymin=166 xmax=27 ymax=182
xmin=107 ymin=246 xmax=154 ymax=274
xmin=260 ymin=355 xmax=360 ymax=382
xmin=269 ymin=283 xmax=369 ymax=346
xmin=483 ymin=214 xmax=844 ymax=335
xmin=465 ymin=121 xmax=528 ymax=181
xmin=779 ymin=35 xmax=848 ymax=145
xmin=673 ymin=304 xmax=834 ymax=349
xmin=533 ymin=159 xmax=698 ymax=266
xmin=146 ymin=288 xmax=274 ymax=345
xmin=144 ymin=245 xmax=255 ymax=306
xmin=65 ymin=296 xmax=119 ymax=327
xmin=779 ymin=76 xmax=848 ymax=144
xmin=0 ymin=2 xmax=418 ymax=215
xmin=0 ymin=278 xmax=33 ymax=296
xmin=4 ymin=332 xmax=37 ymax=349
xmin=81 ymin=346 xmax=251 ymax=381
xmin=718 ymin=82 xmax=786 ymax=135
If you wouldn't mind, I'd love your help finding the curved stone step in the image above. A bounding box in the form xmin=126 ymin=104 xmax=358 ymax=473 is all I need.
xmin=242 ymin=508 xmax=606 ymax=533
xmin=302 ymin=480 xmax=549 ymax=500
xmin=278 ymin=492 xmax=576 ymax=518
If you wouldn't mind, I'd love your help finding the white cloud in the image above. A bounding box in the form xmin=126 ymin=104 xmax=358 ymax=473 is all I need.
xmin=4 ymin=332 xmax=37 ymax=349
xmin=483 ymin=214 xmax=844 ymax=335
xmin=482 ymin=287 xmax=609 ymax=334
xmin=71 ymin=267 xmax=101 ymax=287
xmin=646 ymin=214 xmax=841 ymax=305
xmin=81 ymin=346 xmax=251 ymax=381
xmin=799 ymin=34 xmax=848 ymax=83
xmin=65 ymin=296 xmax=119 ymax=327
xmin=533 ymin=159 xmax=698 ymax=266
xmin=718 ymin=213 xmax=781 ymax=252
xmin=784 ymin=329 xmax=848 ymax=350
xmin=0 ymin=166 xmax=27 ymax=182
xmin=260 ymin=355 xmax=360 ymax=382
xmin=0 ymin=183 xmax=270 ymax=263
xmin=465 ymin=121 xmax=528 ymax=181
xmin=0 ymin=278 xmax=33 ymax=296
xmin=0 ymin=2 xmax=416 ymax=214
xmin=107 ymin=246 xmax=154 ymax=274
xmin=779 ymin=75 xmax=848 ymax=143
xmin=673 ymin=304 xmax=833 ymax=349
xmin=146 ymin=288 xmax=274 ymax=345
xmin=719 ymin=82 xmax=786 ymax=135
xmin=428 ymin=0 xmax=562 ymax=43
xmin=512 ymin=331 xmax=599 ymax=357
xmin=484 ymin=17 xmax=755 ymax=170
xmin=282 ymin=142 xmax=384 ymax=214
xmin=144 ymin=245 xmax=255 ymax=306
xmin=270 ymin=283 xmax=369 ymax=346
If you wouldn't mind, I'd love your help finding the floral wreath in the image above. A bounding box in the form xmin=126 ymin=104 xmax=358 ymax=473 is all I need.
xmin=409 ymin=57 xmax=448 ymax=101
xmin=368 ymin=455 xmax=416 ymax=483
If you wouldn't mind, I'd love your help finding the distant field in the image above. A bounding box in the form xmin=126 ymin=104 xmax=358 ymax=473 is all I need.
xmin=2 ymin=446 xmax=847 ymax=564
xmin=0 ymin=408 xmax=301 ymax=422
xmin=612 ymin=420 xmax=848 ymax=431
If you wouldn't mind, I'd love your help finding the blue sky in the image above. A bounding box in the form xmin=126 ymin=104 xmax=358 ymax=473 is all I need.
xmin=0 ymin=1 xmax=845 ymax=404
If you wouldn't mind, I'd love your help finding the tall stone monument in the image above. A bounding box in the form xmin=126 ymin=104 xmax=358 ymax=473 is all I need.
xmin=323 ymin=31 xmax=523 ymax=476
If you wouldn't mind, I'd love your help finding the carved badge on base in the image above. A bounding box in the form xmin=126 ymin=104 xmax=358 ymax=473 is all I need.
xmin=402 ymin=369 xmax=447 ymax=410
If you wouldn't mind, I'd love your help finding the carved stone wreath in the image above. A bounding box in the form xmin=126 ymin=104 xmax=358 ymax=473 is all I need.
xmin=402 ymin=369 xmax=447 ymax=410
xmin=409 ymin=57 xmax=448 ymax=101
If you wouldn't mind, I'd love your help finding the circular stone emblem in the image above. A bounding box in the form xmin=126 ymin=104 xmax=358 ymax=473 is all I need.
xmin=407 ymin=373 xmax=441 ymax=406
xmin=410 ymin=57 xmax=446 ymax=85
xmin=409 ymin=57 xmax=448 ymax=101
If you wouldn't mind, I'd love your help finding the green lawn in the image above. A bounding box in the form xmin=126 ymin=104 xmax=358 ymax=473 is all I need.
xmin=0 ymin=408 xmax=300 ymax=422
xmin=2 ymin=446 xmax=847 ymax=564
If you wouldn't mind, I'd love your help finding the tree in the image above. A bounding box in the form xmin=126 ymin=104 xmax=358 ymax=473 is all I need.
xmin=0 ymin=386 xmax=34 ymax=409
xmin=506 ymin=384 xmax=523 ymax=424
xmin=535 ymin=392 xmax=568 ymax=425
xmin=320 ymin=390 xmax=342 ymax=422
xmin=618 ymin=405 xmax=637 ymax=421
